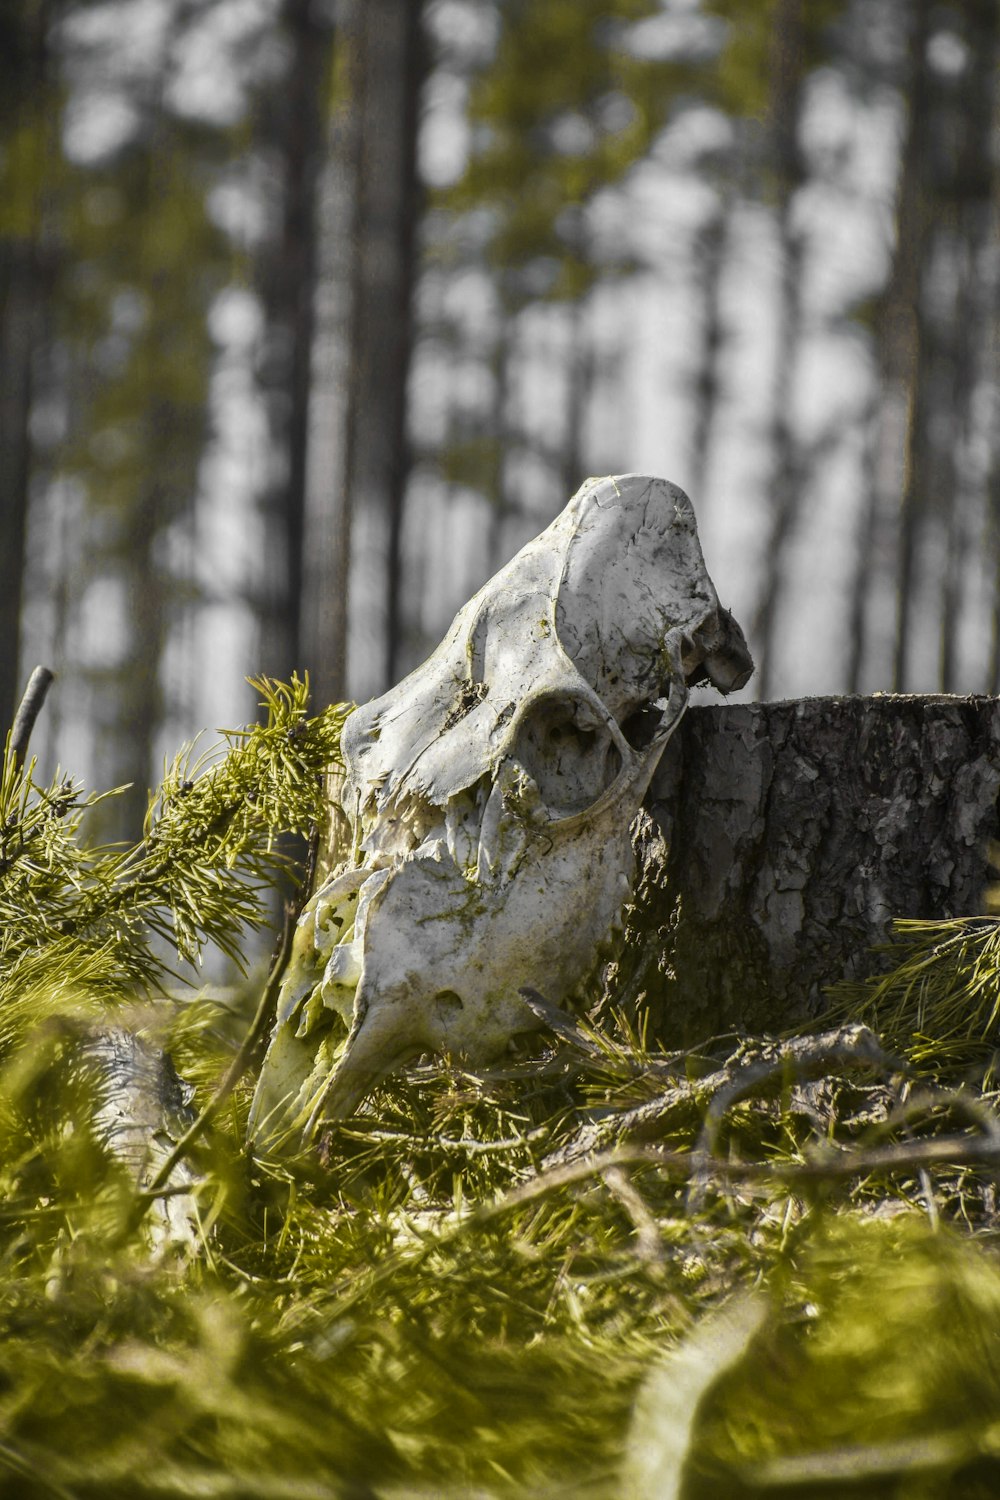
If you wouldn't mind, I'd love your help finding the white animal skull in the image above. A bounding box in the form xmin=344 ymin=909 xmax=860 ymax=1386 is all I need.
xmin=249 ymin=474 xmax=752 ymax=1146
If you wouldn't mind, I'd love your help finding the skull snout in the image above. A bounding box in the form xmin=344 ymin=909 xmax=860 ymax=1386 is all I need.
xmin=683 ymin=607 xmax=754 ymax=694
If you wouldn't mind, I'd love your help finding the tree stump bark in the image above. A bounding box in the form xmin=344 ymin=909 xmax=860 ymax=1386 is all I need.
xmin=611 ymin=695 xmax=1000 ymax=1045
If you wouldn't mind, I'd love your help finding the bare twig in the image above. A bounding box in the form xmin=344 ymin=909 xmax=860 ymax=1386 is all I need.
xmin=738 ymin=1428 xmax=976 ymax=1488
xmin=601 ymin=1164 xmax=665 ymax=1271
xmin=252 ymin=823 xmax=320 ymax=1069
xmin=9 ymin=665 xmax=54 ymax=771
xmin=519 ymin=985 xmax=686 ymax=1080
xmin=697 ymin=1026 xmax=898 ymax=1151
xmin=313 ymin=1116 xmax=1000 ymax=1339
xmin=547 ymin=1024 xmax=903 ymax=1172
xmin=686 ymin=1025 xmax=903 ymax=1209
xmin=519 ymin=986 xmax=609 ymax=1061
xmin=125 ymin=792 xmax=323 ymax=1238
xmin=475 ymin=1125 xmax=1000 ymax=1229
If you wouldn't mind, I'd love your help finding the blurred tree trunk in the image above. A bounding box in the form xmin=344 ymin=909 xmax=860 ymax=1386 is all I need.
xmin=609 ymin=695 xmax=1000 ymax=1045
xmin=0 ymin=0 xmax=47 ymax=745
xmin=485 ymin=295 xmax=514 ymax=575
xmin=103 ymin=125 xmax=220 ymax=837
xmin=116 ymin=374 xmax=203 ymax=836
xmin=119 ymin=478 xmax=168 ymax=835
xmin=844 ymin=393 xmax=879 ymax=695
xmin=257 ymin=0 xmax=334 ymax=686
xmin=987 ymin=27 xmax=1000 ymax=696
xmin=300 ymin=11 xmax=359 ymax=712
xmin=561 ymin=301 xmax=593 ymax=501
xmin=940 ymin=0 xmax=1000 ymax=691
xmin=340 ymin=0 xmax=425 ymax=703
xmin=750 ymin=0 xmax=806 ymax=701
xmin=989 ymin=227 xmax=1000 ymax=694
xmin=0 ymin=242 xmax=39 ymax=747
xmin=846 ymin=0 xmax=932 ymax=694
xmin=687 ymin=195 xmax=730 ymax=507
xmin=887 ymin=0 xmax=933 ymax=693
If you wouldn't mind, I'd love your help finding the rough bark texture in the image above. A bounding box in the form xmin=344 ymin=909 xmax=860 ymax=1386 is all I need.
xmin=609 ymin=695 xmax=1000 ymax=1046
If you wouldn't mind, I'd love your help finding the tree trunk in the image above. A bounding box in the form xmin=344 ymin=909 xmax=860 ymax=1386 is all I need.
xmin=301 ymin=2 xmax=360 ymax=711
xmin=888 ymin=0 xmax=933 ymax=692
xmin=938 ymin=0 xmax=999 ymax=691
xmin=609 ymin=695 xmax=1000 ymax=1045
xmin=256 ymin=0 xmax=333 ymax=685
xmin=340 ymin=0 xmax=424 ymax=703
xmin=750 ymin=0 xmax=806 ymax=702
xmin=0 ymin=0 xmax=47 ymax=746
xmin=846 ymin=0 xmax=932 ymax=695
xmin=687 ymin=193 xmax=730 ymax=508
xmin=0 ymin=239 xmax=37 ymax=747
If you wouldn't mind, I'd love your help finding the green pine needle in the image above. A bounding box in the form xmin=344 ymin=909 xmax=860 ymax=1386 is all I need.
xmin=1 ymin=682 xmax=1000 ymax=1495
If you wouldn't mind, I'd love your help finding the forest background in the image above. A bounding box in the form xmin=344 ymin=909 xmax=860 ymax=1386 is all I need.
xmin=2 ymin=0 xmax=999 ymax=845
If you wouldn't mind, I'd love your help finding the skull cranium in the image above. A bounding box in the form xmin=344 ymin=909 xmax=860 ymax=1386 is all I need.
xmin=249 ymin=474 xmax=752 ymax=1145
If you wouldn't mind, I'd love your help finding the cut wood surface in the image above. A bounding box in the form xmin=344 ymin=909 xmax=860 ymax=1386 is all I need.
xmin=610 ymin=695 xmax=1000 ymax=1043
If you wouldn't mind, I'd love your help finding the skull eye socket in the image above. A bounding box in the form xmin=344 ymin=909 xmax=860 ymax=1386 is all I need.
xmin=512 ymin=695 xmax=623 ymax=818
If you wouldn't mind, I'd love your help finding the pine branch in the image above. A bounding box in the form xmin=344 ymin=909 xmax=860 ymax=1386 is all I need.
xmin=0 ymin=676 xmax=349 ymax=1001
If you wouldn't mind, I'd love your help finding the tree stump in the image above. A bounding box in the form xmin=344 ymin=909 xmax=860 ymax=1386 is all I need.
xmin=611 ymin=695 xmax=1000 ymax=1045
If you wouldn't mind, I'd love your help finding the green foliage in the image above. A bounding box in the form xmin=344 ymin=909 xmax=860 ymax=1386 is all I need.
xmin=443 ymin=0 xmax=681 ymax=300
xmin=0 ymin=0 xmax=265 ymax=842
xmin=0 ymin=676 xmax=346 ymax=1012
xmin=684 ymin=1215 xmax=1000 ymax=1497
xmin=60 ymin=133 xmax=230 ymax=511
xmin=704 ymin=0 xmax=847 ymax=122
xmin=832 ymin=916 xmax=1000 ymax=1081
xmin=2 ymin=695 xmax=1000 ymax=1494
xmin=441 ymin=0 xmax=850 ymax=301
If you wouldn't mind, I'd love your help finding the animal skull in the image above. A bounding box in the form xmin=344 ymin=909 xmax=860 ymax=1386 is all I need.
xmin=249 ymin=474 xmax=752 ymax=1146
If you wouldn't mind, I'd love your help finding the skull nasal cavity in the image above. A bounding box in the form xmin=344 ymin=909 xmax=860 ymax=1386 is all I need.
xmin=515 ymin=698 xmax=622 ymax=816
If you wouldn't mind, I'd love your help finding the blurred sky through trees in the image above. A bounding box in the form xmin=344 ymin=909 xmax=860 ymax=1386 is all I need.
xmin=2 ymin=0 xmax=999 ymax=841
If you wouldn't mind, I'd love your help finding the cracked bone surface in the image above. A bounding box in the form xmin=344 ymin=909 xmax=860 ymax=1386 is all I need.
xmin=249 ymin=474 xmax=752 ymax=1146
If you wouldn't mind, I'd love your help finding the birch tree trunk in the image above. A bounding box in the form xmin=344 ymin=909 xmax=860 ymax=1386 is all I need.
xmin=609 ymin=695 xmax=1000 ymax=1046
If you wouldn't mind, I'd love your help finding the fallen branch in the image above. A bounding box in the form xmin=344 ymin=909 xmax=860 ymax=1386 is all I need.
xmin=685 ymin=1024 xmax=902 ymax=1209
xmin=478 ymin=1128 xmax=1000 ymax=1227
xmin=546 ymin=1024 xmax=902 ymax=1170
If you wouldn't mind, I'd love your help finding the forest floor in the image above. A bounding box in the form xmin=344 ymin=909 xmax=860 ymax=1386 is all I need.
xmin=3 ymin=684 xmax=1000 ymax=1498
